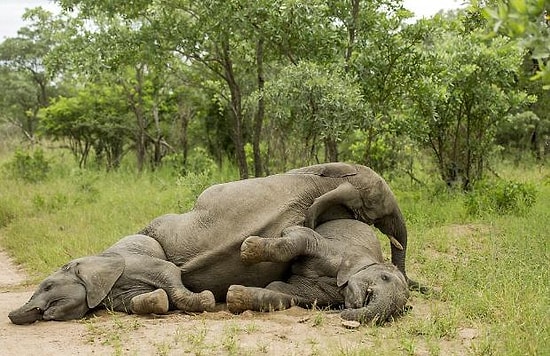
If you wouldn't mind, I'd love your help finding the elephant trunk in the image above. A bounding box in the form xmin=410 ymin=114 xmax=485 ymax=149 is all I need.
xmin=8 ymin=302 xmax=44 ymax=325
xmin=374 ymin=211 xmax=408 ymax=278
xmin=340 ymin=283 xmax=409 ymax=325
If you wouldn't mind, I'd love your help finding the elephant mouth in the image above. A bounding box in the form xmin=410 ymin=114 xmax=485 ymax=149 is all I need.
xmin=364 ymin=288 xmax=374 ymax=307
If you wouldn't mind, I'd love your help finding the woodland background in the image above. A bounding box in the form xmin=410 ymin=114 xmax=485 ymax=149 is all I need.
xmin=0 ymin=0 xmax=548 ymax=188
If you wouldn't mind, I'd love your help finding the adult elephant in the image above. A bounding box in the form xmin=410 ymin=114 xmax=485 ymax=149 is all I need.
xmin=141 ymin=162 xmax=417 ymax=301
xmin=228 ymin=219 xmax=410 ymax=324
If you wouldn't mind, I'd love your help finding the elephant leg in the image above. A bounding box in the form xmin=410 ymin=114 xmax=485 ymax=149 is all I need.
xmin=226 ymin=284 xmax=308 ymax=314
xmin=131 ymin=258 xmax=216 ymax=312
xmin=240 ymin=226 xmax=325 ymax=264
xmin=227 ymin=275 xmax=343 ymax=314
xmin=267 ymin=276 xmax=344 ymax=308
xmin=304 ymin=182 xmax=364 ymax=228
xmin=159 ymin=263 xmax=216 ymax=312
xmin=130 ymin=289 xmax=169 ymax=315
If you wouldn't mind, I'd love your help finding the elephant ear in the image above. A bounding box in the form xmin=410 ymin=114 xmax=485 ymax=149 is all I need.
xmin=287 ymin=163 xmax=357 ymax=178
xmin=74 ymin=252 xmax=125 ymax=308
xmin=337 ymin=256 xmax=378 ymax=287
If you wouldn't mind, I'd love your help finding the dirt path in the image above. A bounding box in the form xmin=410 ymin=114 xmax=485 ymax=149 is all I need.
xmin=0 ymin=249 xmax=475 ymax=355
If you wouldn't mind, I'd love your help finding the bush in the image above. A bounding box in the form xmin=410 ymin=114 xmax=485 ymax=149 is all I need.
xmin=164 ymin=147 xmax=218 ymax=176
xmin=4 ymin=149 xmax=50 ymax=183
xmin=465 ymin=179 xmax=537 ymax=216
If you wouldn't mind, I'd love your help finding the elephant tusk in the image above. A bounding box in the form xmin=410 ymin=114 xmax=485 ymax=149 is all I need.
xmin=389 ymin=236 xmax=404 ymax=250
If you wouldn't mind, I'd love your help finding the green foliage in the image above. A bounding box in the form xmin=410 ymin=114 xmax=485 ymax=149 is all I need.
xmin=407 ymin=14 xmax=529 ymax=188
xmin=464 ymin=179 xmax=537 ymax=216
xmin=262 ymin=61 xmax=364 ymax=166
xmin=165 ymin=147 xmax=219 ymax=177
xmin=0 ymin=8 xmax=62 ymax=139
xmin=481 ymin=0 xmax=550 ymax=88
xmin=39 ymin=83 xmax=130 ymax=169
xmin=4 ymin=149 xmax=50 ymax=183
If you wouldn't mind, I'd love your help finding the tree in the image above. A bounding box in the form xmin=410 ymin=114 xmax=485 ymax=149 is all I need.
xmin=0 ymin=8 xmax=61 ymax=141
xmin=407 ymin=15 xmax=529 ymax=189
xmin=40 ymin=82 xmax=130 ymax=169
xmin=261 ymin=62 xmax=363 ymax=169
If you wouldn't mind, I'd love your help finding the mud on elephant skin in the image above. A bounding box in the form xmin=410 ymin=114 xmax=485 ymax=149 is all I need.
xmin=227 ymin=219 xmax=410 ymax=324
xmin=141 ymin=162 xmax=421 ymax=294
xmin=8 ymin=234 xmax=215 ymax=325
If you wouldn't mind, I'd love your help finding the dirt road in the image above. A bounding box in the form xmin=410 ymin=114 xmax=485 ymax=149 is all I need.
xmin=0 ymin=248 xmax=475 ymax=355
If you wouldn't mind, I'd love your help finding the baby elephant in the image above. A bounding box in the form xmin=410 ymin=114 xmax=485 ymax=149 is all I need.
xmin=8 ymin=235 xmax=214 ymax=325
xmin=227 ymin=219 xmax=409 ymax=324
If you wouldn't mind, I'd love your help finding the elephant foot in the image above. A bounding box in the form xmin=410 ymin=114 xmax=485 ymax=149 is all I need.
xmin=226 ymin=285 xmax=254 ymax=313
xmin=197 ymin=290 xmax=216 ymax=312
xmin=240 ymin=236 xmax=266 ymax=264
xmin=226 ymin=285 xmax=293 ymax=314
xmin=130 ymin=289 xmax=169 ymax=315
xmin=172 ymin=289 xmax=215 ymax=312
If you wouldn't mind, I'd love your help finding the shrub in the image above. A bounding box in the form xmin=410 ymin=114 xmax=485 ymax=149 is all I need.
xmin=465 ymin=179 xmax=537 ymax=216
xmin=4 ymin=149 xmax=50 ymax=183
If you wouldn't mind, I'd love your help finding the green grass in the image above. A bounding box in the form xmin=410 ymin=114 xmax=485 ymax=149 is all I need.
xmin=0 ymin=148 xmax=238 ymax=279
xmin=0 ymin=147 xmax=548 ymax=354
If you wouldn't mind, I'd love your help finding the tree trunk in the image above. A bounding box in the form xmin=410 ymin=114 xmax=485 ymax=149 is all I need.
xmin=221 ymin=37 xmax=248 ymax=179
xmin=152 ymin=101 xmax=163 ymax=169
xmin=325 ymin=137 xmax=339 ymax=162
xmin=177 ymin=97 xmax=191 ymax=166
xmin=125 ymin=65 xmax=148 ymax=173
xmin=253 ymin=37 xmax=265 ymax=177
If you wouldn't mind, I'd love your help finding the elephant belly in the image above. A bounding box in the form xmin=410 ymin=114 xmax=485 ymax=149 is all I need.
xmin=181 ymin=254 xmax=290 ymax=301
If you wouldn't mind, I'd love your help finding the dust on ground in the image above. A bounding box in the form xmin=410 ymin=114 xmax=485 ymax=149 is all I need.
xmin=0 ymin=246 xmax=478 ymax=355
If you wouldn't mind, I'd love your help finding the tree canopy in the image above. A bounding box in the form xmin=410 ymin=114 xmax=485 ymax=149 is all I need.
xmin=0 ymin=0 xmax=548 ymax=187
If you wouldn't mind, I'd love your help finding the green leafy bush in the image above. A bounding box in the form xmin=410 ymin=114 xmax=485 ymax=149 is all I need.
xmin=4 ymin=149 xmax=50 ymax=183
xmin=164 ymin=147 xmax=217 ymax=176
xmin=465 ymin=180 xmax=537 ymax=216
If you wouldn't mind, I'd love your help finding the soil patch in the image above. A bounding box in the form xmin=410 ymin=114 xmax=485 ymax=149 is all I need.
xmin=0 ymin=248 xmax=475 ymax=355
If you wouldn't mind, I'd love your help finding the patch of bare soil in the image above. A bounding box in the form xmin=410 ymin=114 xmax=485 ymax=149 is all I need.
xmin=0 ymin=249 xmax=476 ymax=355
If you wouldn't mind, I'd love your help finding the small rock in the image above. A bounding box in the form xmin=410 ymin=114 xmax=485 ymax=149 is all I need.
xmin=341 ymin=320 xmax=361 ymax=329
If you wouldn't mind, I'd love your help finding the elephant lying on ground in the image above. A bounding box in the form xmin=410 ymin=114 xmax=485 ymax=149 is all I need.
xmin=141 ymin=162 xmax=418 ymax=300
xmin=9 ymin=162 xmax=419 ymax=324
xmin=9 ymin=234 xmax=215 ymax=324
xmin=228 ymin=219 xmax=409 ymax=324
xmin=9 ymin=220 xmax=408 ymax=325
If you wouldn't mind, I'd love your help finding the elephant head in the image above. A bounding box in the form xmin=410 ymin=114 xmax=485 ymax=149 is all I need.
xmin=9 ymin=253 xmax=124 ymax=325
xmin=337 ymin=259 xmax=409 ymax=324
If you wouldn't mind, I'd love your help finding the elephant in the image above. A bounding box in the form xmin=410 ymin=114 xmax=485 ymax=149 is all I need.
xmin=8 ymin=234 xmax=215 ymax=325
xmin=9 ymin=162 xmax=419 ymax=324
xmin=141 ymin=162 xmax=418 ymax=301
xmin=9 ymin=221 xmax=408 ymax=325
xmin=227 ymin=219 xmax=410 ymax=324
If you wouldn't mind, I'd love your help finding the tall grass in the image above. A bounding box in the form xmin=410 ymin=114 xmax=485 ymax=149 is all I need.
xmin=0 ymin=147 xmax=548 ymax=354
xmin=0 ymin=147 xmax=238 ymax=278
xmin=394 ymin=162 xmax=550 ymax=355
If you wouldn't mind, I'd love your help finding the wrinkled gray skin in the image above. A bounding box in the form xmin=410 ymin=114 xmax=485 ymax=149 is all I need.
xmin=8 ymin=235 xmax=215 ymax=325
xmin=227 ymin=219 xmax=409 ymax=324
xmin=142 ymin=162 xmax=416 ymax=300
